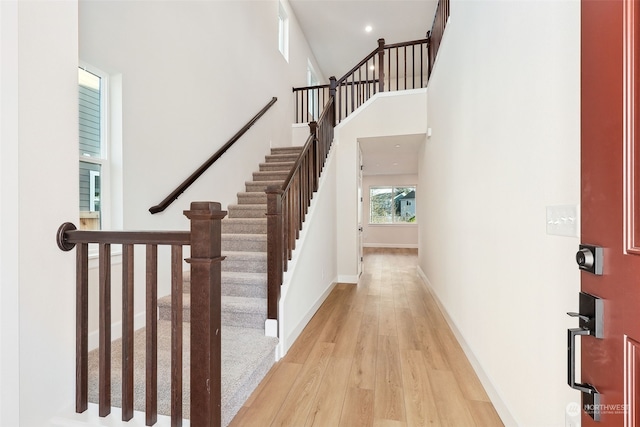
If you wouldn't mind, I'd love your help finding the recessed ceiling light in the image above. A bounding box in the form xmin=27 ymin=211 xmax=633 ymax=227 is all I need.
xmin=393 ymin=162 xmax=399 ymax=166
xmin=395 ymin=144 xmax=401 ymax=148
xmin=369 ymin=64 xmax=375 ymax=71
xmin=365 ymin=25 xmax=373 ymax=33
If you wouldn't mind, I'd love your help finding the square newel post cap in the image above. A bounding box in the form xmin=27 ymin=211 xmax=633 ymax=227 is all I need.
xmin=183 ymin=201 xmax=227 ymax=220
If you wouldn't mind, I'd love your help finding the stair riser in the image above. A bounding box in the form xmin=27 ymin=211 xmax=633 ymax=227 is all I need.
xmin=222 ymin=238 xmax=267 ymax=252
xmin=158 ymin=306 xmax=265 ymax=329
xmin=259 ymin=162 xmax=295 ymax=172
xmin=222 ymin=222 xmax=267 ymax=234
xmin=222 ymin=258 xmax=267 ymax=273
xmin=222 ymin=283 xmax=267 ymax=298
xmin=228 ymin=207 xmax=267 ymax=219
xmin=271 ymin=147 xmax=303 ymax=155
xmin=222 ymin=311 xmax=266 ymax=329
xmin=252 ymin=172 xmax=289 ymax=181
xmin=265 ymin=154 xmax=299 ymax=163
xmin=245 ymin=182 xmax=282 ymax=192
xmin=237 ymin=193 xmax=267 ymax=204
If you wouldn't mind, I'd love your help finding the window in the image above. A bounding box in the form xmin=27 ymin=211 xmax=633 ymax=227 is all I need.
xmin=278 ymin=1 xmax=289 ymax=61
xmin=370 ymin=186 xmax=416 ymax=224
xmin=307 ymin=60 xmax=319 ymax=120
xmin=79 ymin=65 xmax=108 ymax=230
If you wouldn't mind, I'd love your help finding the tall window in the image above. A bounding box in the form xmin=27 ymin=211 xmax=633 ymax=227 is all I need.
xmin=278 ymin=1 xmax=289 ymax=61
xmin=79 ymin=65 xmax=108 ymax=230
xmin=370 ymin=186 xmax=417 ymax=224
xmin=307 ymin=60 xmax=319 ymax=120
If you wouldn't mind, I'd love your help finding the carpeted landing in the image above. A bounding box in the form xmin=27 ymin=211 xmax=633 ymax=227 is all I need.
xmin=87 ymin=321 xmax=278 ymax=426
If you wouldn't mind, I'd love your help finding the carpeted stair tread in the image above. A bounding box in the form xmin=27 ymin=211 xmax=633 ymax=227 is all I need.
xmin=245 ymin=180 xmax=284 ymax=192
xmin=270 ymin=146 xmax=303 ymax=154
xmin=265 ymin=153 xmax=299 ymax=163
xmin=222 ymin=251 xmax=267 ymax=274
xmin=222 ymin=271 xmax=267 ymax=298
xmin=227 ymin=204 xmax=267 ymax=219
xmin=252 ymin=170 xmax=290 ymax=181
xmin=221 ymin=233 xmax=267 ymax=252
xmin=86 ymin=321 xmax=278 ymax=425
xmin=222 ymin=218 xmax=267 ymax=234
xmin=158 ymin=293 xmax=266 ymax=325
xmin=237 ymin=192 xmax=268 ymax=204
xmin=259 ymin=161 xmax=295 ymax=171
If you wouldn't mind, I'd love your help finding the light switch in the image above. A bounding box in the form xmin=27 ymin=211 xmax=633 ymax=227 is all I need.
xmin=546 ymin=205 xmax=578 ymax=237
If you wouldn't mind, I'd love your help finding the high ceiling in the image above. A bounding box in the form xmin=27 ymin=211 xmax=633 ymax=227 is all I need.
xmin=289 ymin=0 xmax=438 ymax=79
xmin=288 ymin=0 xmax=437 ymax=176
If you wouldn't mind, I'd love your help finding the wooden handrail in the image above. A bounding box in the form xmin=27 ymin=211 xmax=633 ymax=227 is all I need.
xmin=57 ymin=201 xmax=226 ymax=426
xmin=149 ymin=97 xmax=278 ymax=214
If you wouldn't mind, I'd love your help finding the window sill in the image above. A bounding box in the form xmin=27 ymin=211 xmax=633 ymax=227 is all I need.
xmin=368 ymin=223 xmax=418 ymax=227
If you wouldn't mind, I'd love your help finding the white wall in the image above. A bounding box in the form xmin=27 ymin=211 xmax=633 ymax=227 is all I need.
xmin=0 ymin=1 xmax=79 ymax=426
xmin=419 ymin=1 xmax=581 ymax=425
xmin=362 ymin=173 xmax=419 ymax=248
xmin=0 ymin=1 xmax=20 ymax=425
xmin=335 ymin=89 xmax=427 ymax=282
xmin=279 ymin=143 xmax=338 ymax=355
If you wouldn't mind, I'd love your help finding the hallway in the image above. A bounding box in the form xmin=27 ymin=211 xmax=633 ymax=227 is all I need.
xmin=229 ymin=248 xmax=503 ymax=426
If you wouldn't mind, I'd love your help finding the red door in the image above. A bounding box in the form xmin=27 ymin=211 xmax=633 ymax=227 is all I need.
xmin=579 ymin=0 xmax=640 ymax=424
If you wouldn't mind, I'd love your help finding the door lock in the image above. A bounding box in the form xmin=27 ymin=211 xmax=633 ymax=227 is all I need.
xmin=576 ymin=244 xmax=603 ymax=275
xmin=567 ymin=291 xmax=604 ymax=421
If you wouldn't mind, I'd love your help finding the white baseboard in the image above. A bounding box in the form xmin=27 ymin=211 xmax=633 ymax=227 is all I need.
xmin=363 ymin=243 xmax=418 ymax=249
xmin=337 ymin=275 xmax=358 ymax=284
xmin=279 ymin=280 xmax=338 ymax=357
xmin=416 ymin=266 xmax=518 ymax=427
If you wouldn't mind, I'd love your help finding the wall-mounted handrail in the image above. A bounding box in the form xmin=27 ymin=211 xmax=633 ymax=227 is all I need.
xmin=57 ymin=201 xmax=226 ymax=427
xmin=149 ymin=97 xmax=278 ymax=214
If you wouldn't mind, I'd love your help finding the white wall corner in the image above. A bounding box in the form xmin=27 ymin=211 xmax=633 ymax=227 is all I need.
xmin=416 ymin=266 xmax=519 ymax=427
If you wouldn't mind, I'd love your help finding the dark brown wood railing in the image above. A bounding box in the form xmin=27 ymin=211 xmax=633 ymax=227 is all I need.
xmin=57 ymin=201 xmax=226 ymax=427
xmin=149 ymin=97 xmax=277 ymax=214
xmin=266 ymin=98 xmax=334 ymax=321
xmin=293 ymin=38 xmax=428 ymax=124
xmin=427 ymin=0 xmax=450 ymax=78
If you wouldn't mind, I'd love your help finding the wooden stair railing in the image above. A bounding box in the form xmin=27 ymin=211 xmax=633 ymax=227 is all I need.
xmin=149 ymin=97 xmax=277 ymax=214
xmin=266 ymin=96 xmax=335 ymax=322
xmin=57 ymin=201 xmax=226 ymax=427
xmin=293 ymin=37 xmax=429 ymax=124
xmin=427 ymin=0 xmax=450 ymax=78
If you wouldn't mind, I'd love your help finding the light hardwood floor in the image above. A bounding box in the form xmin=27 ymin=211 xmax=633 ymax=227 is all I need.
xmin=229 ymin=248 xmax=504 ymax=427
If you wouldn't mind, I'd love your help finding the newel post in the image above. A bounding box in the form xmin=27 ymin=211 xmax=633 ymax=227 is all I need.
xmin=184 ymin=201 xmax=227 ymax=427
xmin=377 ymin=38 xmax=385 ymax=93
xmin=426 ymin=30 xmax=433 ymax=79
xmin=266 ymin=186 xmax=283 ymax=334
xmin=309 ymin=121 xmax=320 ymax=192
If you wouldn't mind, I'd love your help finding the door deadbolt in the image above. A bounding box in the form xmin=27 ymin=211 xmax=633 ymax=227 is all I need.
xmin=576 ymin=244 xmax=603 ymax=275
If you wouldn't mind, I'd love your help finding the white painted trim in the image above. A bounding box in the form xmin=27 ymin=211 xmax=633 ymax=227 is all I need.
xmin=363 ymin=243 xmax=418 ymax=249
xmin=337 ymin=275 xmax=358 ymax=284
xmin=416 ymin=266 xmax=519 ymax=427
xmin=278 ymin=280 xmax=337 ymax=357
xmin=265 ymin=319 xmax=278 ymax=338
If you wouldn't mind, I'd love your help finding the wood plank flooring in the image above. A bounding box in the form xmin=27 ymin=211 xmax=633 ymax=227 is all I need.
xmin=229 ymin=248 xmax=504 ymax=427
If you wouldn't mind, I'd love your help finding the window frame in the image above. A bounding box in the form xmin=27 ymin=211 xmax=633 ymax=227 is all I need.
xmin=79 ymin=62 xmax=110 ymax=230
xmin=278 ymin=1 xmax=290 ymax=62
xmin=368 ymin=185 xmax=417 ymax=225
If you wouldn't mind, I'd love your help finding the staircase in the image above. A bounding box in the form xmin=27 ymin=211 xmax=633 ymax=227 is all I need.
xmin=155 ymin=145 xmax=302 ymax=424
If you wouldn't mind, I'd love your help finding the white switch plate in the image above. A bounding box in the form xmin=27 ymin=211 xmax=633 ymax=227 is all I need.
xmin=546 ymin=205 xmax=578 ymax=237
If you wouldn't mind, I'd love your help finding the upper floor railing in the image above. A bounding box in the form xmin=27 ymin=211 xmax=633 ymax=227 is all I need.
xmin=57 ymin=201 xmax=226 ymax=427
xmin=427 ymin=0 xmax=450 ymax=77
xmin=293 ymin=37 xmax=428 ymax=125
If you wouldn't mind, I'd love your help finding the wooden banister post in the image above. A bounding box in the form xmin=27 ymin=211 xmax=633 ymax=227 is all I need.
xmin=426 ymin=31 xmax=432 ymax=79
xmin=184 ymin=201 xmax=227 ymax=427
xmin=329 ymin=76 xmax=338 ymax=124
xmin=309 ymin=121 xmax=320 ymax=192
xmin=266 ymin=186 xmax=283 ymax=331
xmin=377 ymin=38 xmax=385 ymax=93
